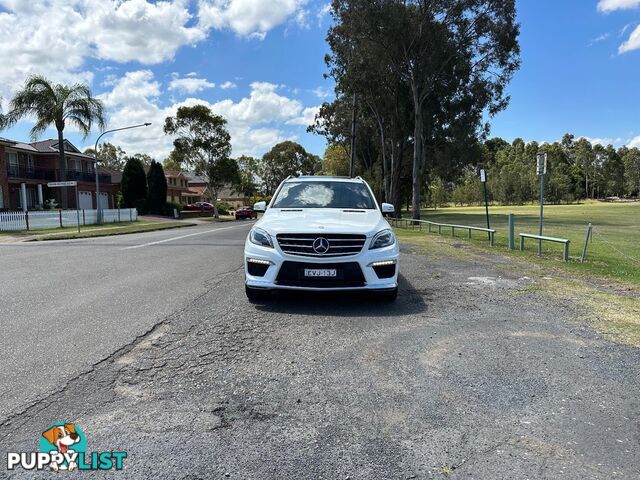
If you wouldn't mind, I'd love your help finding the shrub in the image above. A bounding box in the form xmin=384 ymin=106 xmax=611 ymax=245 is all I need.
xmin=163 ymin=201 xmax=182 ymax=217
xmin=134 ymin=198 xmax=149 ymax=215
xmin=216 ymin=201 xmax=233 ymax=215
xmin=147 ymin=160 xmax=167 ymax=214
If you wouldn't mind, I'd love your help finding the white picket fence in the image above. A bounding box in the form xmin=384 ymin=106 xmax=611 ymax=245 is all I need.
xmin=0 ymin=208 xmax=138 ymax=231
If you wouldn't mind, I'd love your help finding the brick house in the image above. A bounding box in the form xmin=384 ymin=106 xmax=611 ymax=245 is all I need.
xmin=164 ymin=170 xmax=190 ymax=205
xmin=0 ymin=137 xmax=118 ymax=211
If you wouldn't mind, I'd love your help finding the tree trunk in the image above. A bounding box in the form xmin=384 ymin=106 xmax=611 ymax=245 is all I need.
xmin=57 ymin=127 xmax=68 ymax=209
xmin=411 ymin=91 xmax=423 ymax=220
xmin=390 ymin=141 xmax=404 ymax=218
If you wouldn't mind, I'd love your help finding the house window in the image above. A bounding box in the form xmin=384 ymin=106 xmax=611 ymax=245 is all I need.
xmin=7 ymin=152 xmax=18 ymax=175
xmin=27 ymin=155 xmax=34 ymax=171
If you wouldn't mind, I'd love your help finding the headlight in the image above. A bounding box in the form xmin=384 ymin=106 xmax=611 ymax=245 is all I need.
xmin=249 ymin=227 xmax=273 ymax=248
xmin=369 ymin=229 xmax=395 ymax=249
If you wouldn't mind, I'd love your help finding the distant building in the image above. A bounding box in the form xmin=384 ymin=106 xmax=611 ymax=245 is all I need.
xmin=0 ymin=137 xmax=118 ymax=211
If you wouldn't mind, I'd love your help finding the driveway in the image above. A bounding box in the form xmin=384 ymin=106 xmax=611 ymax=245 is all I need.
xmin=0 ymin=226 xmax=638 ymax=479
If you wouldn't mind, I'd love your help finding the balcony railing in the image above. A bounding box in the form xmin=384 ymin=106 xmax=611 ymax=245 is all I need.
xmin=7 ymin=165 xmax=56 ymax=181
xmin=7 ymin=166 xmax=112 ymax=184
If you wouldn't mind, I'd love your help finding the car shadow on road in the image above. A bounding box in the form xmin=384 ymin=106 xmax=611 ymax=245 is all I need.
xmin=252 ymin=274 xmax=429 ymax=317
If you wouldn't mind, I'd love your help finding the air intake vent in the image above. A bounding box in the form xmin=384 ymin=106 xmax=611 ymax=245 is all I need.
xmin=276 ymin=233 xmax=367 ymax=257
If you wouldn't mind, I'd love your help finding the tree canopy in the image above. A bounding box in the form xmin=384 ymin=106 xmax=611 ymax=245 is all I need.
xmin=164 ymin=105 xmax=235 ymax=217
xmin=259 ymin=141 xmax=321 ymax=196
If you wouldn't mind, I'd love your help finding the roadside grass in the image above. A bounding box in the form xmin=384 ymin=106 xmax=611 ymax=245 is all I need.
xmin=396 ymin=228 xmax=640 ymax=346
xmin=399 ymin=201 xmax=640 ymax=285
xmin=0 ymin=220 xmax=196 ymax=241
xmin=195 ymin=215 xmax=237 ymax=223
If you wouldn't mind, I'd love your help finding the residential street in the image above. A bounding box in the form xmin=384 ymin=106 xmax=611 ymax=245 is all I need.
xmin=1 ymin=224 xmax=639 ymax=479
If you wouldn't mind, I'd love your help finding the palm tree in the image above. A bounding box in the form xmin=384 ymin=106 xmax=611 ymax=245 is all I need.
xmin=5 ymin=75 xmax=105 ymax=207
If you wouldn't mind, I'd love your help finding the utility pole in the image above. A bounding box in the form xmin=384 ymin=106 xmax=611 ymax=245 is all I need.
xmin=536 ymin=153 xmax=548 ymax=256
xmin=349 ymin=92 xmax=357 ymax=178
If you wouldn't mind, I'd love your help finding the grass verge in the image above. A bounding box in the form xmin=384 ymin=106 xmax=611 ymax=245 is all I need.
xmin=396 ymin=228 xmax=640 ymax=346
xmin=402 ymin=201 xmax=640 ymax=285
xmin=26 ymin=221 xmax=196 ymax=241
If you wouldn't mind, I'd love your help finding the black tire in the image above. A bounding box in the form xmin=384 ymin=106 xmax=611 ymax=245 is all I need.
xmin=245 ymin=285 xmax=271 ymax=302
xmin=376 ymin=287 xmax=398 ymax=302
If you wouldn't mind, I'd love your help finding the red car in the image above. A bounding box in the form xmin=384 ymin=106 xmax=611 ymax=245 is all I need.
xmin=235 ymin=207 xmax=258 ymax=220
xmin=184 ymin=202 xmax=215 ymax=211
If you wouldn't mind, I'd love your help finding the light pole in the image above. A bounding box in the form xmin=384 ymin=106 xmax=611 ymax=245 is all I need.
xmin=94 ymin=123 xmax=151 ymax=223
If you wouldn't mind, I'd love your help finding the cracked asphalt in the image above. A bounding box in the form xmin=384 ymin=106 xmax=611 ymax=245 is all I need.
xmin=1 ymin=223 xmax=639 ymax=479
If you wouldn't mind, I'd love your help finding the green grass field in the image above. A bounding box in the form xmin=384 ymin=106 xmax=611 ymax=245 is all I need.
xmin=397 ymin=201 xmax=640 ymax=285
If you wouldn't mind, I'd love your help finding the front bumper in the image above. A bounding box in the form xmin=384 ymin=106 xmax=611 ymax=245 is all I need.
xmin=244 ymin=238 xmax=399 ymax=291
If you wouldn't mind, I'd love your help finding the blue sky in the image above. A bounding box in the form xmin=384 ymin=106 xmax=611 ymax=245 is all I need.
xmin=0 ymin=0 xmax=639 ymax=160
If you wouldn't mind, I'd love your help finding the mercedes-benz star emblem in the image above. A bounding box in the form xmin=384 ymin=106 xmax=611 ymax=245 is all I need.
xmin=312 ymin=237 xmax=330 ymax=255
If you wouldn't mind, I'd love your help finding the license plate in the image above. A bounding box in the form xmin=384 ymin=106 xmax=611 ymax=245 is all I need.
xmin=304 ymin=268 xmax=337 ymax=278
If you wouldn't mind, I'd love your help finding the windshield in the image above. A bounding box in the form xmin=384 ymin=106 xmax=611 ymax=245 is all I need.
xmin=271 ymin=181 xmax=377 ymax=209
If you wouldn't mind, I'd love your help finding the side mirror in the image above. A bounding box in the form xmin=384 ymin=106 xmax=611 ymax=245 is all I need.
xmin=253 ymin=201 xmax=267 ymax=212
xmin=381 ymin=203 xmax=395 ymax=214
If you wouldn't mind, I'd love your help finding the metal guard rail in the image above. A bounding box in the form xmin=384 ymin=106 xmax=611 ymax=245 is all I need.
xmin=389 ymin=218 xmax=495 ymax=246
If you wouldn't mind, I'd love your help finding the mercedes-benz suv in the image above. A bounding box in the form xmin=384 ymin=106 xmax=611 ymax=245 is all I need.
xmin=244 ymin=176 xmax=399 ymax=301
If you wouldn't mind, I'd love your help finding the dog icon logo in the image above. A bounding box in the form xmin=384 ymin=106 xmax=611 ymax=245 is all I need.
xmin=41 ymin=423 xmax=83 ymax=472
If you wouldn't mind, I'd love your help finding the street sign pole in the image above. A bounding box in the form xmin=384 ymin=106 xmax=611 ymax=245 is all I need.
xmin=480 ymin=169 xmax=490 ymax=241
xmin=47 ymin=181 xmax=80 ymax=233
xmin=536 ymin=153 xmax=548 ymax=257
xmin=75 ymin=184 xmax=80 ymax=233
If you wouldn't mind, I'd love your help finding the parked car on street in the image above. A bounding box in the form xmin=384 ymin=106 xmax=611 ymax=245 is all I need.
xmin=235 ymin=207 xmax=258 ymax=220
xmin=244 ymin=176 xmax=399 ymax=301
xmin=183 ymin=202 xmax=215 ymax=211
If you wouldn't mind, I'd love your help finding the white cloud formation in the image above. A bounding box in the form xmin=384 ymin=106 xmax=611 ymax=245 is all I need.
xmin=0 ymin=0 xmax=311 ymax=99
xmin=619 ymin=24 xmax=640 ymax=53
xmin=588 ymin=33 xmax=610 ymax=46
xmin=628 ymin=135 xmax=640 ymax=148
xmin=312 ymin=86 xmax=333 ymax=99
xmin=99 ymin=72 xmax=312 ymax=159
xmin=598 ymin=0 xmax=640 ymax=12
xmin=220 ymin=81 xmax=238 ymax=89
xmin=198 ymin=0 xmax=308 ymax=38
xmin=169 ymin=76 xmax=216 ymax=94
xmin=287 ymin=106 xmax=320 ymax=126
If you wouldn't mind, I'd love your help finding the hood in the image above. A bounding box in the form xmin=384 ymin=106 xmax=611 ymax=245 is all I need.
xmin=257 ymin=208 xmax=388 ymax=236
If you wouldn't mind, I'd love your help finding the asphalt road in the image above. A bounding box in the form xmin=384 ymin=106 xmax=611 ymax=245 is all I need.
xmin=1 ymin=224 xmax=639 ymax=479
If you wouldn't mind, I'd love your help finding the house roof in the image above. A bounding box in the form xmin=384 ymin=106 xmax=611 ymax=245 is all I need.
xmin=0 ymin=136 xmax=95 ymax=159
xmin=186 ymin=185 xmax=208 ymax=196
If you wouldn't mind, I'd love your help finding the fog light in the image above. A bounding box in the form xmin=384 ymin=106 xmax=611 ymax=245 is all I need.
xmin=369 ymin=260 xmax=396 ymax=267
xmin=247 ymin=258 xmax=272 ymax=265
xmin=369 ymin=260 xmax=396 ymax=279
xmin=246 ymin=258 xmax=272 ymax=277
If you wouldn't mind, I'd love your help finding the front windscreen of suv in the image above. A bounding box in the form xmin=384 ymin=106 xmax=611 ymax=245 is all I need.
xmin=244 ymin=177 xmax=399 ymax=302
xmin=271 ymin=181 xmax=377 ymax=210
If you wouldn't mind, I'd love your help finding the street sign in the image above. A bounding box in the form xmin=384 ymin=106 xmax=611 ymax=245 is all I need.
xmin=480 ymin=169 xmax=487 ymax=183
xmin=536 ymin=153 xmax=547 ymax=176
xmin=46 ymin=181 xmax=81 ymax=233
xmin=47 ymin=181 xmax=77 ymax=188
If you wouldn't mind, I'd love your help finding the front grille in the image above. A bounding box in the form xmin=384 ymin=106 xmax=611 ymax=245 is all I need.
xmin=276 ymin=261 xmax=366 ymax=288
xmin=276 ymin=233 xmax=366 ymax=258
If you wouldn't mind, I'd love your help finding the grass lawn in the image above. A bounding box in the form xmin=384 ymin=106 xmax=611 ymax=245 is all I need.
xmin=396 ymin=201 xmax=640 ymax=285
xmin=0 ymin=220 xmax=196 ymax=241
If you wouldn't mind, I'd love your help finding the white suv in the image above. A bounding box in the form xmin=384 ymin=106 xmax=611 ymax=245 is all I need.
xmin=244 ymin=176 xmax=399 ymax=301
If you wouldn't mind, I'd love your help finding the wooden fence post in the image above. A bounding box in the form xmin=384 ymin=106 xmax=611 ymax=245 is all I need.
xmin=59 ymin=209 xmax=62 ymax=228
xmin=25 ymin=211 xmax=29 ymax=231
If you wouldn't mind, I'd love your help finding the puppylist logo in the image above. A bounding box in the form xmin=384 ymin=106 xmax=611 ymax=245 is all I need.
xmin=6 ymin=423 xmax=127 ymax=472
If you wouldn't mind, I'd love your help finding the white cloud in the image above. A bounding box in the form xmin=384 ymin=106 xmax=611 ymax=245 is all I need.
xmin=220 ymin=81 xmax=238 ymax=89
xmin=588 ymin=33 xmax=610 ymax=46
xmin=287 ymin=106 xmax=320 ymax=126
xmin=99 ymin=71 xmax=311 ymax=159
xmin=198 ymin=0 xmax=308 ymax=38
xmin=619 ymin=24 xmax=640 ymax=53
xmin=312 ymin=86 xmax=333 ymax=99
xmin=317 ymin=3 xmax=332 ymax=24
xmin=628 ymin=135 xmax=640 ymax=148
xmin=0 ymin=0 xmax=309 ymax=100
xmin=169 ymin=76 xmax=216 ymax=94
xmin=598 ymin=0 xmax=640 ymax=12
